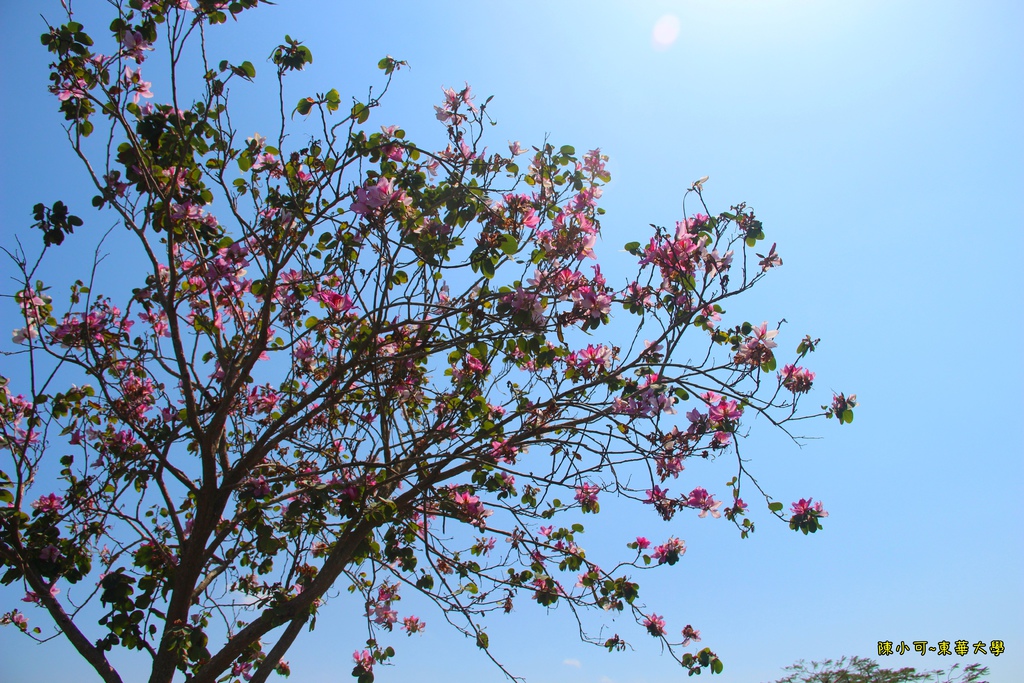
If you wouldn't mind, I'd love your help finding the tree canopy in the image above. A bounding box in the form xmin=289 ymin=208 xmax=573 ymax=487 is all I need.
xmin=765 ymin=655 xmax=990 ymax=683
xmin=1 ymin=2 xmax=854 ymax=681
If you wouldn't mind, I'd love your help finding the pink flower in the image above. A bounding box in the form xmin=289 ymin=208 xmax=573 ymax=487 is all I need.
xmin=645 ymin=485 xmax=669 ymax=504
xmin=574 ymin=483 xmax=600 ymax=513
xmin=734 ymin=322 xmax=778 ymax=367
xmin=401 ymin=616 xmax=425 ymax=634
xmin=352 ymin=650 xmax=374 ymax=674
xmin=31 ymin=493 xmax=64 ymax=514
xmin=381 ymin=144 xmax=404 ymax=161
xmin=686 ymin=487 xmax=722 ymax=519
xmin=651 ymin=537 xmax=686 ymax=565
xmin=453 ymin=489 xmax=491 ymax=527
xmin=350 ymin=177 xmax=410 ymax=216
xmin=681 ymin=624 xmax=701 ymax=646
xmin=54 ymin=77 xmax=89 ymax=101
xmin=313 ymin=289 xmax=353 ymax=314
xmin=708 ymin=399 xmax=742 ymax=423
xmin=230 ymin=661 xmax=253 ymax=681
xmin=635 ymin=536 xmax=650 ymax=550
xmin=121 ymin=31 xmax=153 ymax=62
xmin=22 ymin=585 xmax=60 ymax=604
xmin=780 ymin=364 xmax=815 ymax=393
xmin=643 ymin=613 xmax=667 ymax=637
xmin=790 ymin=497 xmax=828 ymax=518
xmin=122 ymin=66 xmax=153 ymax=104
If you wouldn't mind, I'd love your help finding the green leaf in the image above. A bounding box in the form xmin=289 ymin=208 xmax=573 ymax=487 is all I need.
xmin=295 ymin=97 xmax=313 ymax=116
xmin=624 ymin=241 xmax=640 ymax=253
xmin=768 ymin=502 xmax=784 ymax=512
xmin=476 ymin=631 xmax=489 ymax=649
xmin=559 ymin=145 xmax=575 ymax=156
xmin=240 ymin=61 xmax=256 ymax=78
xmin=499 ymin=234 xmax=519 ymax=256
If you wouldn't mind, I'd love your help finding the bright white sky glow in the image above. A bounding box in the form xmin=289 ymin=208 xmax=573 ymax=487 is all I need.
xmin=652 ymin=14 xmax=681 ymax=49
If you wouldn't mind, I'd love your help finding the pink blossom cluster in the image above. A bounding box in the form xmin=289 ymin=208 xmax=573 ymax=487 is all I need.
xmin=502 ymin=286 xmax=546 ymax=328
xmin=434 ymin=83 xmax=478 ymax=126
xmin=644 ymin=613 xmax=667 ymax=637
xmin=350 ymin=176 xmax=412 ymax=216
xmin=790 ymin=497 xmax=828 ymax=519
xmin=733 ymin=321 xmax=778 ymax=367
xmin=245 ymin=384 xmax=280 ymax=416
xmin=563 ymin=343 xmax=615 ymax=380
xmin=780 ymin=364 xmax=815 ymax=393
xmin=12 ymin=288 xmax=51 ymax=344
xmin=644 ymin=485 xmax=676 ymax=521
xmin=122 ymin=66 xmax=153 ymax=104
xmin=114 ymin=374 xmax=156 ymax=422
xmin=52 ymin=76 xmax=89 ymax=102
xmin=451 ymin=489 xmax=492 ymax=528
xmin=50 ymin=300 xmax=132 ymax=349
xmin=534 ymin=197 xmax=599 ymax=261
xmin=22 ymin=584 xmax=60 ymax=605
xmin=686 ymin=487 xmax=722 ymax=519
xmin=120 ymin=30 xmax=153 ymax=63
xmin=651 ymin=537 xmax=686 ymax=565
xmin=612 ymin=373 xmax=676 ymax=418
xmin=488 ymin=439 xmax=519 ymax=464
xmin=681 ymin=624 xmax=702 ymax=646
xmin=0 ymin=390 xmax=37 ymax=455
xmin=31 ymin=493 xmax=64 ymax=514
xmin=401 ymin=615 xmax=425 ymax=635
xmin=352 ymin=650 xmax=374 ymax=675
xmin=489 ymin=193 xmax=540 ymax=231
xmin=450 ymin=355 xmax=490 ymax=387
xmin=574 ymin=483 xmax=600 ymax=513
xmin=365 ymin=583 xmax=401 ymax=630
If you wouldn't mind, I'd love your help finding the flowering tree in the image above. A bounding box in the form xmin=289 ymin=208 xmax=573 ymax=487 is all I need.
xmin=0 ymin=2 xmax=856 ymax=682
xmin=765 ymin=656 xmax=990 ymax=683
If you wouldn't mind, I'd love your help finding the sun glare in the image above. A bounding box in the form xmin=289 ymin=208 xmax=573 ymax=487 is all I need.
xmin=652 ymin=14 xmax=681 ymax=49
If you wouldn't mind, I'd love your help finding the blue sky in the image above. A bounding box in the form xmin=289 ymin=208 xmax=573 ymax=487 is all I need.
xmin=1 ymin=1 xmax=1021 ymax=681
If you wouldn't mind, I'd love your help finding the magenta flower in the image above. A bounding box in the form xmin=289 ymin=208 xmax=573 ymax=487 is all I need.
xmin=9 ymin=611 xmax=28 ymax=630
xmin=574 ymin=483 xmax=600 ymax=513
xmin=22 ymin=585 xmax=60 ymax=604
xmin=39 ymin=545 xmax=61 ymax=562
xmin=313 ymin=289 xmax=353 ymax=314
xmin=352 ymin=650 xmax=374 ymax=674
xmin=708 ymin=399 xmax=742 ymax=423
xmin=651 ymin=537 xmax=686 ymax=565
xmin=686 ymin=487 xmax=722 ymax=519
xmin=643 ymin=613 xmax=667 ymax=637
xmin=780 ymin=364 xmax=815 ymax=393
xmin=401 ymin=615 xmax=425 ymax=634
xmin=790 ymin=497 xmax=828 ymax=518
xmin=635 ymin=536 xmax=650 ymax=550
xmin=31 ymin=493 xmax=64 ymax=514
xmin=122 ymin=66 xmax=153 ymax=104
xmin=789 ymin=497 xmax=829 ymax=534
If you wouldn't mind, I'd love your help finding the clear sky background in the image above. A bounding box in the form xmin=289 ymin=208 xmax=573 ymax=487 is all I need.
xmin=1 ymin=1 xmax=1022 ymax=682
